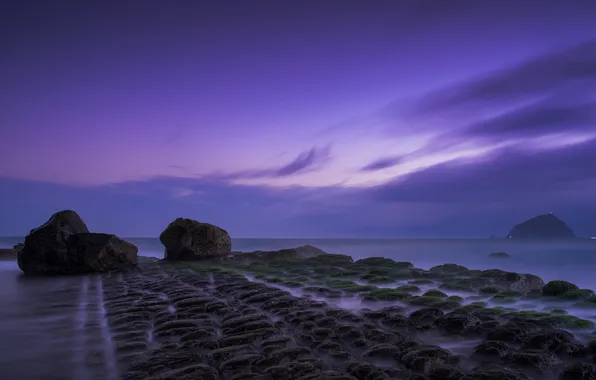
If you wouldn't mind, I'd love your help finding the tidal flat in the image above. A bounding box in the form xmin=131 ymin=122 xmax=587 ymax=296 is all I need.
xmin=70 ymin=254 xmax=596 ymax=380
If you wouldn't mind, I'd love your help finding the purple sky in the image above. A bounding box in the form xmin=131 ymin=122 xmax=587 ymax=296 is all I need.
xmin=1 ymin=0 xmax=596 ymax=237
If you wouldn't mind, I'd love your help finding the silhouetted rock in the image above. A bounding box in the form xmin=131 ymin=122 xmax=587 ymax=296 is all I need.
xmin=160 ymin=218 xmax=232 ymax=260
xmin=17 ymin=210 xmax=138 ymax=275
xmin=507 ymin=214 xmax=576 ymax=239
xmin=489 ymin=252 xmax=511 ymax=259
xmin=66 ymin=233 xmax=138 ymax=271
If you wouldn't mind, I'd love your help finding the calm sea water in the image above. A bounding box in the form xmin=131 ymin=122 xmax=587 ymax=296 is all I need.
xmin=1 ymin=236 xmax=596 ymax=379
xmin=2 ymin=236 xmax=596 ymax=288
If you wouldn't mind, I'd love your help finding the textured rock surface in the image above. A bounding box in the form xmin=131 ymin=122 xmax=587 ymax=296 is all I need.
xmin=17 ymin=210 xmax=90 ymax=274
xmin=507 ymin=214 xmax=576 ymax=239
xmin=160 ymin=218 xmax=232 ymax=260
xmin=229 ymin=245 xmax=327 ymax=264
xmin=66 ymin=233 xmax=138 ymax=272
xmin=17 ymin=210 xmax=138 ymax=275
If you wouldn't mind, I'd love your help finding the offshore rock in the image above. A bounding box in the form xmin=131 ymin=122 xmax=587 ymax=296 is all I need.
xmin=160 ymin=218 xmax=232 ymax=260
xmin=17 ymin=210 xmax=138 ymax=275
xmin=507 ymin=214 xmax=576 ymax=239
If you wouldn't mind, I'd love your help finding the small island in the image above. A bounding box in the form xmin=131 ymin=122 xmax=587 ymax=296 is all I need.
xmin=507 ymin=213 xmax=577 ymax=239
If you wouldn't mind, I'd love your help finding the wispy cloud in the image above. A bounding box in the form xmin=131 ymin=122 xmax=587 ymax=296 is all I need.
xmin=360 ymin=156 xmax=403 ymax=172
xmin=216 ymin=145 xmax=333 ymax=180
xmin=406 ymin=38 xmax=596 ymax=119
xmin=361 ymin=39 xmax=596 ymax=172
xmin=369 ymin=137 xmax=596 ymax=203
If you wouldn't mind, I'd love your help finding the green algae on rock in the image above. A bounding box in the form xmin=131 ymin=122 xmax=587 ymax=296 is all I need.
xmin=542 ymin=280 xmax=580 ymax=296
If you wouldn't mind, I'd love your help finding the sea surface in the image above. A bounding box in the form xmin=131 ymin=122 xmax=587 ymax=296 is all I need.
xmin=1 ymin=237 xmax=596 ymax=379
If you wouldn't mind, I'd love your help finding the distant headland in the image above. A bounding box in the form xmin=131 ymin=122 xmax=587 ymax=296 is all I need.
xmin=506 ymin=213 xmax=577 ymax=239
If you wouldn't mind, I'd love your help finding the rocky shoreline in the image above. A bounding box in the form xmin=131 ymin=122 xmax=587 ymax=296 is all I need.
xmin=93 ymin=255 xmax=596 ymax=380
xmin=8 ymin=211 xmax=596 ymax=379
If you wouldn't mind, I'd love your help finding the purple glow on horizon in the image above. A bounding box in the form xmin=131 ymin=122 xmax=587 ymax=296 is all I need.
xmin=1 ymin=0 xmax=596 ymax=237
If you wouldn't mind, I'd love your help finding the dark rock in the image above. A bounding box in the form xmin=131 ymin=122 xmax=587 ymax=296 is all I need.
xmin=401 ymin=345 xmax=452 ymax=372
xmin=504 ymin=350 xmax=557 ymax=372
xmin=409 ymin=308 xmax=445 ymax=327
xmin=472 ymin=341 xmax=510 ymax=358
xmin=230 ymin=245 xmax=328 ymax=264
xmin=542 ymin=280 xmax=579 ymax=296
xmin=17 ymin=210 xmax=89 ymax=274
xmin=507 ymin=213 xmax=576 ymax=239
xmin=66 ymin=233 xmax=138 ymax=272
xmin=462 ymin=365 xmax=533 ymax=380
xmin=17 ymin=210 xmax=137 ymax=274
xmin=475 ymin=269 xmax=544 ymax=292
xmin=489 ymin=252 xmax=511 ymax=259
xmin=558 ymin=363 xmax=596 ymax=380
xmin=427 ymin=365 xmax=465 ymax=380
xmin=485 ymin=322 xmax=541 ymax=343
xmin=160 ymin=218 xmax=232 ymax=260
xmin=436 ymin=312 xmax=481 ymax=334
xmin=520 ymin=329 xmax=575 ymax=351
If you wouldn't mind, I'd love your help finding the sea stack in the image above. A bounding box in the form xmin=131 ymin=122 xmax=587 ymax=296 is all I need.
xmin=160 ymin=218 xmax=232 ymax=260
xmin=507 ymin=213 xmax=576 ymax=239
xmin=17 ymin=210 xmax=138 ymax=275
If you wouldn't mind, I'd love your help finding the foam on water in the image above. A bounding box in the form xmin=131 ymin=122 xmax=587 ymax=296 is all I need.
xmin=74 ymin=276 xmax=90 ymax=380
xmin=96 ymin=276 xmax=118 ymax=380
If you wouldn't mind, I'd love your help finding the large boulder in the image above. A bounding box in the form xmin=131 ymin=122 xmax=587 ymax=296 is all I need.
xmin=18 ymin=210 xmax=90 ymax=274
xmin=17 ymin=210 xmax=138 ymax=275
xmin=160 ymin=218 xmax=232 ymax=260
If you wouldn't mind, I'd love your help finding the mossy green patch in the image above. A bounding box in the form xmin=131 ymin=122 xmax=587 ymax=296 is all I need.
xmin=364 ymin=288 xmax=411 ymax=301
xmin=490 ymin=295 xmax=517 ymax=304
xmin=454 ymin=304 xmax=485 ymax=313
xmin=408 ymin=279 xmax=434 ymax=285
xmin=361 ymin=274 xmax=393 ymax=283
xmin=479 ymin=286 xmax=500 ymax=294
xmin=558 ymin=289 xmax=595 ymax=300
xmin=396 ymin=285 xmax=421 ymax=293
xmin=354 ymin=257 xmax=397 ymax=267
xmin=504 ymin=310 xmax=594 ymax=329
xmin=429 ymin=263 xmax=469 ymax=274
xmin=407 ymin=296 xmax=447 ymax=307
xmin=304 ymin=253 xmax=355 ymax=266
xmin=422 ymin=290 xmax=448 ymax=298
xmin=550 ymin=308 xmax=567 ymax=314
xmin=542 ymin=280 xmax=579 ymax=296
xmin=328 ymin=269 xmax=360 ymax=277
xmin=439 ymin=282 xmax=476 ymax=293
xmin=325 ymin=280 xmax=377 ymax=292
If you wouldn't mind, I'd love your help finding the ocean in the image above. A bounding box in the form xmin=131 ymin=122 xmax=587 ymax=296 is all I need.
xmin=2 ymin=236 xmax=596 ymax=288
xmin=1 ymin=236 xmax=596 ymax=379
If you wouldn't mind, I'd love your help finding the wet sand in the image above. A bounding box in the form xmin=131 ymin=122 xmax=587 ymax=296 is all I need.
xmin=1 ymin=256 xmax=595 ymax=379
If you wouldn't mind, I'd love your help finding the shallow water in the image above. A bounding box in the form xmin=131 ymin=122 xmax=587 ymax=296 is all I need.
xmin=0 ymin=261 xmax=116 ymax=379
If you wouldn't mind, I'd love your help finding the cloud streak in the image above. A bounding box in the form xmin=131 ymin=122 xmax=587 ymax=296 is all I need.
xmin=214 ymin=145 xmax=333 ymax=180
xmin=361 ymin=39 xmax=596 ymax=172
xmin=360 ymin=156 xmax=403 ymax=172
xmin=407 ymin=38 xmax=596 ymax=118
xmin=370 ymin=137 xmax=596 ymax=203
